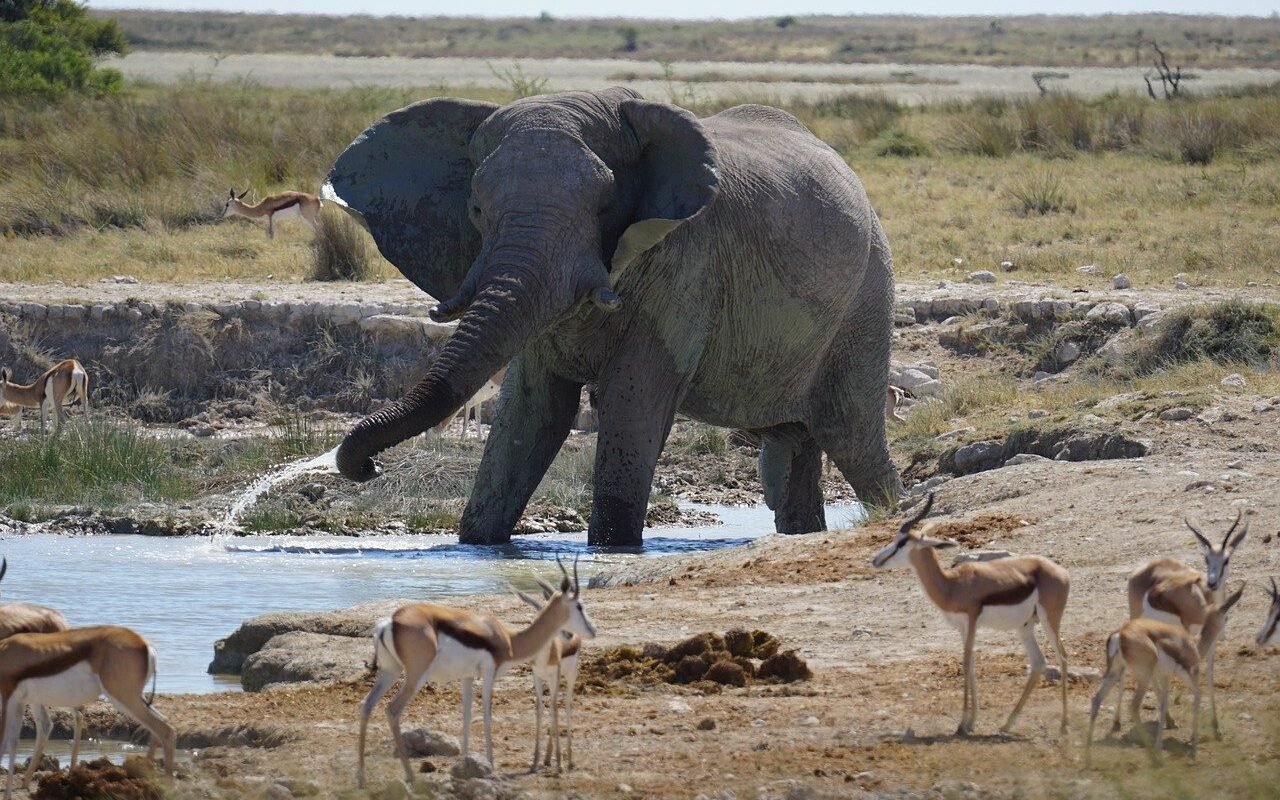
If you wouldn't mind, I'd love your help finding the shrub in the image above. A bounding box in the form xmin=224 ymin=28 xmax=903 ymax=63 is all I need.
xmin=0 ymin=0 xmax=127 ymax=99
xmin=940 ymin=112 xmax=1017 ymax=157
xmin=308 ymin=209 xmax=372 ymax=281
xmin=1126 ymin=301 xmax=1279 ymax=375
xmin=870 ymin=128 xmax=933 ymax=157
xmin=1006 ymin=169 xmax=1076 ymax=215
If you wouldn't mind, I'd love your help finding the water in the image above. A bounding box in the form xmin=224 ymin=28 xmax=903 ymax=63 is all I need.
xmin=220 ymin=447 xmax=340 ymax=530
xmin=0 ymin=502 xmax=860 ymax=695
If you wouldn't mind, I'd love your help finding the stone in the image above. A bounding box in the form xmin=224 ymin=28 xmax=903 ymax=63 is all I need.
xmin=1027 ymin=409 xmax=1048 ymax=419
xmin=1159 ymin=407 xmax=1195 ymax=421
xmin=329 ymin=303 xmax=363 ymax=326
xmin=697 ymin=718 xmax=717 ymax=731
xmin=210 ymin=599 xmax=408 ymax=674
xmin=1112 ymin=273 xmax=1132 ymax=289
xmin=1053 ymin=340 xmax=1081 ymax=365
xmin=1000 ymin=260 xmax=1016 ymax=271
xmin=1005 ymin=453 xmax=1049 ymax=466
xmin=240 ymin=631 xmax=371 ymax=691
xmin=1033 ymin=371 xmax=1053 ymax=384
xmin=1085 ymin=302 xmax=1132 ymax=327
xmin=1175 ymin=280 xmax=1190 ymax=290
xmin=952 ymin=550 xmax=1014 ymax=564
xmin=799 ymin=715 xmax=819 ymax=726
xmin=1253 ymin=400 xmax=1276 ymax=414
xmin=1076 ymin=264 xmax=1098 ymax=275
xmin=953 ymin=440 xmax=1004 ymax=475
xmin=266 ymin=783 xmax=293 ymax=800
xmin=102 ymin=274 xmax=139 ymax=284
xmin=450 ymin=755 xmax=493 ymax=781
xmin=1221 ymin=373 xmax=1247 ymax=389
xmin=666 ymin=698 xmax=693 ymax=714
xmin=966 ymin=270 xmax=996 ymax=284
xmin=402 ymin=728 xmax=461 ymax=757
xmin=893 ymin=368 xmax=935 ymax=392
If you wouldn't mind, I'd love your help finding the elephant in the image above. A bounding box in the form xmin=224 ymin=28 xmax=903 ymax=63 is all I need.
xmin=324 ymin=87 xmax=902 ymax=546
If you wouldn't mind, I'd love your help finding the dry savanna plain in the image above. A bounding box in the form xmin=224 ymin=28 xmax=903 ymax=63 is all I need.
xmin=2 ymin=10 xmax=1280 ymax=800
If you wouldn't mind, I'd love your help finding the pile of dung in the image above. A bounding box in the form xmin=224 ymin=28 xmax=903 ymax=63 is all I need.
xmin=580 ymin=629 xmax=811 ymax=694
xmin=35 ymin=757 xmax=163 ymax=800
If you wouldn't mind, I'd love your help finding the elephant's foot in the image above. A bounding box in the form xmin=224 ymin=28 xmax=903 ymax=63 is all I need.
xmin=588 ymin=494 xmax=646 ymax=547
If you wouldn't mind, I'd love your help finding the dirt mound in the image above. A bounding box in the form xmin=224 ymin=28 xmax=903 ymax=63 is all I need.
xmin=929 ymin=513 xmax=1036 ymax=549
xmin=580 ymin=630 xmax=809 ymax=694
xmin=35 ymin=757 xmax=162 ymax=800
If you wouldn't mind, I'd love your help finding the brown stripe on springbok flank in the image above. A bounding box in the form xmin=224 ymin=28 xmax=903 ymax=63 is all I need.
xmin=6 ymin=639 xmax=94 ymax=684
xmin=981 ymin=581 xmax=1036 ymax=607
xmin=560 ymin=635 xmax=581 ymax=660
xmin=271 ymin=198 xmax=301 ymax=213
xmin=434 ymin=618 xmax=501 ymax=660
xmin=1146 ymin=590 xmax=1182 ymax=618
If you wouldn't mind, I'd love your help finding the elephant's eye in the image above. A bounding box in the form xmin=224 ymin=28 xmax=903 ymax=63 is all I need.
xmin=470 ymin=204 xmax=482 ymax=218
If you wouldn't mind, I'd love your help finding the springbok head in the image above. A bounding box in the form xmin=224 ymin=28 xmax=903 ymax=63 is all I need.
xmin=222 ymin=187 xmax=251 ymax=216
xmin=1257 ymin=577 xmax=1280 ymax=648
xmin=1186 ymin=510 xmax=1248 ymax=592
xmin=872 ymin=493 xmax=957 ymax=569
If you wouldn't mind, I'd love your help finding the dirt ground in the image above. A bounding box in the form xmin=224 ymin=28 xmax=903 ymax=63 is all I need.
xmin=6 ymin=278 xmax=1280 ymax=799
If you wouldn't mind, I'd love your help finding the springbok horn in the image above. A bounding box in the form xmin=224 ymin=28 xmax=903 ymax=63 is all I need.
xmin=1185 ymin=518 xmax=1212 ymax=550
xmin=556 ymin=553 xmax=571 ymax=587
xmin=1222 ymin=509 xmax=1244 ymax=549
xmin=0 ymin=557 xmax=6 ymax=584
xmin=1270 ymin=576 xmax=1278 ymax=600
xmin=900 ymin=492 xmax=936 ymax=535
xmin=573 ymin=554 xmax=581 ymax=596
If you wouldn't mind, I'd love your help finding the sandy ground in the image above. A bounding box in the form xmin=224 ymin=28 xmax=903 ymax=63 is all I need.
xmin=107 ymin=52 xmax=1280 ymax=104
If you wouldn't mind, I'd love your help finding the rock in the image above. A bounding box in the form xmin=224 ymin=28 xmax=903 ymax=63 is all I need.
xmin=697 ymin=718 xmax=717 ymax=731
xmin=953 ymin=440 xmax=1004 ymax=475
xmin=1085 ymin=302 xmax=1132 ymax=327
xmin=402 ymin=728 xmax=461 ymax=757
xmin=1053 ymin=340 xmax=1081 ymax=365
xmin=952 ymin=550 xmax=1014 ymax=564
xmin=1076 ymin=265 xmax=1098 ymax=275
xmin=23 ymin=754 xmax=58 ymax=773
xmin=911 ymin=379 xmax=944 ymax=398
xmin=359 ymin=314 xmax=456 ymax=344
xmin=1027 ymin=409 xmax=1048 ymax=419
xmin=450 ymin=755 xmax=493 ymax=781
xmin=967 ymin=270 xmax=996 ymax=284
xmin=666 ymin=698 xmax=693 ymax=714
xmin=1052 ymin=432 xmax=1150 ymax=462
xmin=1112 ymin=273 xmax=1132 ymax=289
xmin=1004 ymin=453 xmax=1049 ymax=466
xmin=799 ymin=715 xmax=819 ymax=726
xmin=1253 ymin=399 xmax=1275 ymax=413
xmin=265 ymin=783 xmax=293 ymax=800
xmin=1175 ymin=280 xmax=1190 ymax=290
xmin=894 ymin=367 xmax=936 ymax=392
xmin=240 ymin=631 xmax=372 ymax=691
xmin=934 ymin=427 xmax=975 ymax=442
xmin=1000 ymin=260 xmax=1016 ymax=272
xmin=1033 ymin=371 xmax=1052 ymax=384
xmin=1158 ymin=407 xmax=1195 ymax=421
xmin=1221 ymin=373 xmax=1247 ymax=389
xmin=210 ymin=600 xmax=408 ymax=674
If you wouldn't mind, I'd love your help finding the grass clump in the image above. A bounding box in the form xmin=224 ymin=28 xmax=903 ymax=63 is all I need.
xmin=0 ymin=418 xmax=187 ymax=506
xmin=307 ymin=209 xmax=372 ymax=281
xmin=1126 ymin=301 xmax=1280 ymax=375
xmin=1007 ymin=169 xmax=1076 ymax=215
xmin=870 ymin=128 xmax=932 ymax=158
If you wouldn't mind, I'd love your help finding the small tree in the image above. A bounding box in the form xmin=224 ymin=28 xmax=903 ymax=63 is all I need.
xmin=775 ymin=15 xmax=796 ymax=29
xmin=0 ymin=0 xmax=128 ymax=98
xmin=1031 ymin=71 xmax=1069 ymax=96
xmin=1141 ymin=39 xmax=1183 ymax=100
xmin=617 ymin=25 xmax=639 ymax=53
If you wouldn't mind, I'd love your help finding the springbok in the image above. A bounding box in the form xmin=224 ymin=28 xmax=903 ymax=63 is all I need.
xmin=222 ymin=188 xmax=322 ymax=239
xmin=872 ymin=493 xmax=1070 ymax=736
xmin=512 ymin=576 xmax=583 ymax=773
xmin=0 ymin=559 xmax=82 ymax=791
xmin=885 ymin=385 xmax=907 ymax=424
xmin=1086 ymin=585 xmax=1244 ymax=766
xmin=1257 ymin=577 xmax=1280 ymax=648
xmin=433 ymin=367 xmax=507 ymax=440
xmin=1119 ymin=512 xmax=1247 ymax=736
xmin=357 ymin=557 xmax=595 ymax=788
xmin=0 ymin=626 xmax=175 ymax=800
xmin=0 ymin=359 xmax=89 ymax=435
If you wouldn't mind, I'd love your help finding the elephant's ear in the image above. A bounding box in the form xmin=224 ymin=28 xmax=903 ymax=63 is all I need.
xmin=322 ymin=98 xmax=499 ymax=299
xmin=612 ymin=99 xmax=719 ymax=275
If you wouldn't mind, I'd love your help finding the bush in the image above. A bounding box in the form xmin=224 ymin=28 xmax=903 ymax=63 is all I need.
xmin=1007 ymin=169 xmax=1076 ymax=215
xmin=940 ymin=112 xmax=1017 ymax=156
xmin=308 ymin=209 xmax=372 ymax=281
xmin=0 ymin=0 xmax=127 ymax=99
xmin=870 ymin=128 xmax=932 ymax=157
xmin=1127 ymin=301 xmax=1279 ymax=375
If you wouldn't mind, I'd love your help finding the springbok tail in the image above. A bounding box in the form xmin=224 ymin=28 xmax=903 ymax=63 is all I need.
xmin=372 ymin=618 xmax=400 ymax=673
xmin=146 ymin=647 xmax=158 ymax=706
xmin=1104 ymin=632 xmax=1121 ymax=675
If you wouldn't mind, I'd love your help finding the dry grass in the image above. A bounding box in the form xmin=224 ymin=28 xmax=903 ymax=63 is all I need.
xmin=98 ymin=11 xmax=1280 ymax=70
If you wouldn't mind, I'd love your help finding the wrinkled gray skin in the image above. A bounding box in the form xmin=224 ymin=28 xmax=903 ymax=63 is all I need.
xmin=326 ymin=88 xmax=901 ymax=546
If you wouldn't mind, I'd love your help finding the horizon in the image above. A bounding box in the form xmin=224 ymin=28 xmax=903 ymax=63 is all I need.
xmin=87 ymin=3 xmax=1280 ymax=20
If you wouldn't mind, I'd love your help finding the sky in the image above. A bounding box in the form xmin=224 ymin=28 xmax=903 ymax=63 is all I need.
xmin=85 ymin=1 xmax=1280 ymax=19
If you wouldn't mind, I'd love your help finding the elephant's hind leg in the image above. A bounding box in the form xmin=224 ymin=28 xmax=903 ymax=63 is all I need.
xmin=759 ymin=424 xmax=826 ymax=534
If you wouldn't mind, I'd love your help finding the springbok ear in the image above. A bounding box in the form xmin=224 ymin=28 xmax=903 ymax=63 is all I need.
xmin=924 ymin=537 xmax=958 ymax=550
xmin=1222 ymin=584 xmax=1246 ymax=614
xmin=611 ymin=98 xmax=719 ymax=275
xmin=323 ymin=97 xmax=499 ymax=301
xmin=1229 ymin=523 xmax=1248 ymax=552
xmin=227 ymin=189 xmax=235 ymax=199
xmin=560 ymin=576 xmax=571 ymax=594
xmin=237 ymin=188 xmax=250 ymax=200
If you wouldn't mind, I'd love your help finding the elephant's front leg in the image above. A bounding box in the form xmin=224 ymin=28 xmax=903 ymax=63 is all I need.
xmin=759 ymin=425 xmax=826 ymax=534
xmin=459 ymin=356 xmax=583 ymax=544
xmin=588 ymin=366 xmax=686 ymax=547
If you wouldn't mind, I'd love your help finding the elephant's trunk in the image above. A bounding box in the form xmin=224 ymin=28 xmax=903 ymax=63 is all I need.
xmin=335 ymin=269 xmax=553 ymax=482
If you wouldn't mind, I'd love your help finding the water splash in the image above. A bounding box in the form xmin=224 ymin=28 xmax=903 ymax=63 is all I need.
xmin=219 ymin=446 xmax=341 ymax=532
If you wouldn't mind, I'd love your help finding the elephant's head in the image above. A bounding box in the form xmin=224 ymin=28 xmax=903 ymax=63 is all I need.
xmin=323 ymin=89 xmax=719 ymax=481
